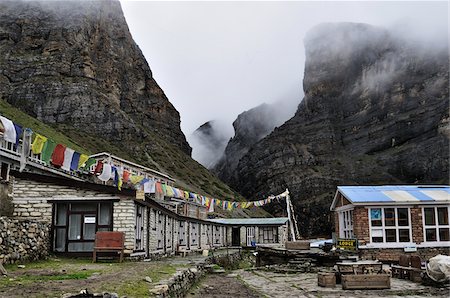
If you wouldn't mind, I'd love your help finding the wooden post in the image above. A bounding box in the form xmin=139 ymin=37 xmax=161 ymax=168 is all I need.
xmin=286 ymin=195 xmax=296 ymax=241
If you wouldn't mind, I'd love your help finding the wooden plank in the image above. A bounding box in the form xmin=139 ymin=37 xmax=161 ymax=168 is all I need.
xmin=341 ymin=274 xmax=390 ymax=290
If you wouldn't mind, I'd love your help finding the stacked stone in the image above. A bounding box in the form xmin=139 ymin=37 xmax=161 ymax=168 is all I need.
xmin=0 ymin=216 xmax=50 ymax=264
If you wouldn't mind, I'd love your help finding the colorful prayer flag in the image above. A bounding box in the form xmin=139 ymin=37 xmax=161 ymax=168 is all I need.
xmin=51 ymin=144 xmax=66 ymax=167
xmin=78 ymin=154 xmax=89 ymax=168
xmin=41 ymin=139 xmax=56 ymax=164
xmin=31 ymin=134 xmax=48 ymax=154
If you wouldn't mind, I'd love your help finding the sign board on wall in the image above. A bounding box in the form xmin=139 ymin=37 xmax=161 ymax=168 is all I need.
xmin=136 ymin=190 xmax=145 ymax=200
xmin=337 ymin=238 xmax=358 ymax=250
xmin=84 ymin=216 xmax=96 ymax=224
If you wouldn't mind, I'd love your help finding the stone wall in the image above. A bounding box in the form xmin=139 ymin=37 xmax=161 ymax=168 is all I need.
xmin=151 ymin=250 xmax=243 ymax=297
xmin=0 ymin=181 xmax=13 ymax=216
xmin=0 ymin=216 xmax=50 ymax=264
xmin=113 ymin=199 xmax=135 ymax=253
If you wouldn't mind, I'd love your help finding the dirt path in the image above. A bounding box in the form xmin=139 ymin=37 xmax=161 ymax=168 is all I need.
xmin=187 ymin=273 xmax=261 ymax=298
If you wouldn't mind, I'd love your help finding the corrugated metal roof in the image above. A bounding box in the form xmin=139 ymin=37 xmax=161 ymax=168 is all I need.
xmin=337 ymin=185 xmax=450 ymax=204
xmin=206 ymin=217 xmax=289 ymax=225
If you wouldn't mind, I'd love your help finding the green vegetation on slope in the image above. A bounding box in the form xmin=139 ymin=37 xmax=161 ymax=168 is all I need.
xmin=0 ymin=99 xmax=246 ymax=203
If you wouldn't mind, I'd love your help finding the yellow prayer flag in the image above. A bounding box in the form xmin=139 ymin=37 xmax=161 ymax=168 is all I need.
xmin=130 ymin=175 xmax=144 ymax=185
xmin=31 ymin=134 xmax=48 ymax=154
xmin=227 ymin=201 xmax=233 ymax=211
xmin=118 ymin=177 xmax=123 ymax=191
xmin=78 ymin=154 xmax=89 ymax=168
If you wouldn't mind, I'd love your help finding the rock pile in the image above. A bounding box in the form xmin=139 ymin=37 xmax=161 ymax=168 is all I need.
xmin=0 ymin=216 xmax=50 ymax=264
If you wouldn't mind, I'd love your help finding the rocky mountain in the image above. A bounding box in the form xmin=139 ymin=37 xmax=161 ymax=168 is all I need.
xmin=190 ymin=120 xmax=231 ymax=169
xmin=0 ymin=0 xmax=239 ymax=200
xmin=230 ymin=23 xmax=449 ymax=236
xmin=214 ymin=102 xmax=297 ymax=182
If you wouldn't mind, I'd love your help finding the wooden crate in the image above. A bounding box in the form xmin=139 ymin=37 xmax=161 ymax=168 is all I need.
xmin=341 ymin=274 xmax=390 ymax=290
xmin=318 ymin=272 xmax=336 ymax=287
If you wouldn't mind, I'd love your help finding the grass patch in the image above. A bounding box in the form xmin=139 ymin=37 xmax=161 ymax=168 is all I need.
xmin=0 ymin=269 xmax=97 ymax=288
xmin=3 ymin=257 xmax=93 ymax=272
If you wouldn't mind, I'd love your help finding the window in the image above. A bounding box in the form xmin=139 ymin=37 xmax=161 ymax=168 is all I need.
xmin=339 ymin=209 xmax=354 ymax=239
xmin=369 ymin=207 xmax=411 ymax=244
xmin=156 ymin=212 xmax=163 ymax=249
xmin=258 ymin=227 xmax=278 ymax=244
xmin=423 ymin=207 xmax=450 ymax=242
xmin=0 ymin=162 xmax=10 ymax=181
xmin=135 ymin=205 xmax=144 ymax=251
xmin=53 ymin=202 xmax=112 ymax=253
xmin=179 ymin=221 xmax=186 ymax=245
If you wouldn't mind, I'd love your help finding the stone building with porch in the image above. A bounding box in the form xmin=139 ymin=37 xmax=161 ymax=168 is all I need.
xmin=208 ymin=218 xmax=289 ymax=247
xmin=330 ymin=185 xmax=450 ymax=261
xmin=0 ymin=123 xmax=287 ymax=263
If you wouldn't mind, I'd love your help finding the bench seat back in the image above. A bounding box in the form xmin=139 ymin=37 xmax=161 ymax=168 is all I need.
xmin=94 ymin=231 xmax=124 ymax=249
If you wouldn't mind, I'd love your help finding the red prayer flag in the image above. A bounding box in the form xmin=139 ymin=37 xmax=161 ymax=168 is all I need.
xmin=122 ymin=170 xmax=130 ymax=182
xmin=51 ymin=144 xmax=66 ymax=167
xmin=94 ymin=161 xmax=103 ymax=174
xmin=155 ymin=181 xmax=163 ymax=194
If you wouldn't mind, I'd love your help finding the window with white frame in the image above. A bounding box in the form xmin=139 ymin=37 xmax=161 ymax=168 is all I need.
xmin=258 ymin=226 xmax=278 ymax=244
xmin=339 ymin=209 xmax=354 ymax=239
xmin=369 ymin=207 xmax=411 ymax=243
xmin=423 ymin=206 xmax=450 ymax=242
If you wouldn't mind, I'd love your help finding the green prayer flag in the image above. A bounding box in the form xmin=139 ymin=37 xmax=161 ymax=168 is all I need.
xmin=41 ymin=139 xmax=56 ymax=165
xmin=83 ymin=158 xmax=96 ymax=170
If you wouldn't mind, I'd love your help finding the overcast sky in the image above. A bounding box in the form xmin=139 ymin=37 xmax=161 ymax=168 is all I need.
xmin=120 ymin=0 xmax=448 ymax=139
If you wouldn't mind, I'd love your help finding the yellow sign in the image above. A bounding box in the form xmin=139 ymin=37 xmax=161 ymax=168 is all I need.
xmin=337 ymin=238 xmax=358 ymax=250
xmin=136 ymin=190 xmax=145 ymax=200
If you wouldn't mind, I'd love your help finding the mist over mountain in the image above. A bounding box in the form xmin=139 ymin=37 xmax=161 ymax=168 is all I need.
xmin=190 ymin=120 xmax=232 ymax=169
xmin=227 ymin=22 xmax=449 ymax=236
xmin=190 ymin=98 xmax=298 ymax=172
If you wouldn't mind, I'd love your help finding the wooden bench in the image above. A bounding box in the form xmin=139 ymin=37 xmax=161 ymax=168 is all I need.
xmin=93 ymin=231 xmax=125 ymax=263
xmin=392 ymin=255 xmax=423 ymax=281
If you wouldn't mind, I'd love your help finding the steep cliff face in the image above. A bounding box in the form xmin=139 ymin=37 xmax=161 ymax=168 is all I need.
xmin=232 ymin=23 xmax=449 ymax=236
xmin=0 ymin=0 xmax=190 ymax=155
xmin=0 ymin=0 xmax=241 ymax=200
xmin=214 ymin=103 xmax=296 ymax=182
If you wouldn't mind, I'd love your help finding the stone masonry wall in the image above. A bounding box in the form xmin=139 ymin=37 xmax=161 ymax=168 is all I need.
xmin=113 ymin=199 xmax=135 ymax=253
xmin=0 ymin=216 xmax=50 ymax=264
xmin=11 ymin=177 xmax=123 ymax=223
xmin=0 ymin=181 xmax=13 ymax=216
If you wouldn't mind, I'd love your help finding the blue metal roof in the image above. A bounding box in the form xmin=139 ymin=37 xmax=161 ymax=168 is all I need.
xmin=207 ymin=217 xmax=289 ymax=225
xmin=337 ymin=185 xmax=450 ymax=205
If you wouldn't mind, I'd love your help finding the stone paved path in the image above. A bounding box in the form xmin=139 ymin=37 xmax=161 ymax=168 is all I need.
xmin=235 ymin=269 xmax=450 ymax=298
xmin=187 ymin=273 xmax=260 ymax=298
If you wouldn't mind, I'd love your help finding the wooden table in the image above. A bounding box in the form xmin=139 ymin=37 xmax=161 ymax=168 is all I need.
xmin=336 ymin=260 xmax=383 ymax=275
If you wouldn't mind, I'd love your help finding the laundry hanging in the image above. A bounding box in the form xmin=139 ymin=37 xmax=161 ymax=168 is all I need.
xmin=51 ymin=144 xmax=66 ymax=167
xmin=0 ymin=116 xmax=16 ymax=143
